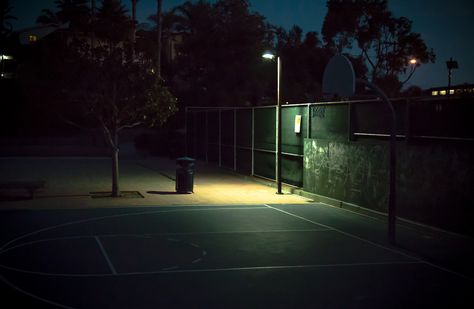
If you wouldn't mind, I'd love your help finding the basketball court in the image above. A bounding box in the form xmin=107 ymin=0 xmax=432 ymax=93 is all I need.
xmin=1 ymin=203 xmax=472 ymax=308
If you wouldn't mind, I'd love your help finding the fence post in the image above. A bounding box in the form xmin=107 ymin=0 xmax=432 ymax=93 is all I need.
xmin=348 ymin=102 xmax=355 ymax=141
xmin=205 ymin=110 xmax=209 ymax=163
xmin=252 ymin=107 xmax=255 ymax=176
xmin=193 ymin=112 xmax=197 ymax=158
xmin=234 ymin=108 xmax=237 ymax=171
xmin=405 ymin=99 xmax=412 ymax=143
xmin=219 ymin=109 xmax=222 ymax=167
xmin=276 ymin=105 xmax=281 ymax=191
xmin=306 ymin=103 xmax=310 ymax=139
xmin=184 ymin=107 xmax=188 ymax=156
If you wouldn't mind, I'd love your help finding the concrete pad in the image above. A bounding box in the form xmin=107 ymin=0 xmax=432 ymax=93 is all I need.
xmin=0 ymin=157 xmax=311 ymax=210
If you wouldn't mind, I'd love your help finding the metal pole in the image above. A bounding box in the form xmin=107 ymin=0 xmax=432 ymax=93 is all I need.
xmin=205 ymin=110 xmax=209 ymax=163
xmin=193 ymin=112 xmax=197 ymax=158
xmin=234 ymin=109 xmax=237 ymax=171
xmin=251 ymin=107 xmax=255 ymax=176
xmin=306 ymin=103 xmax=310 ymax=139
xmin=184 ymin=107 xmax=188 ymax=156
xmin=357 ymin=79 xmax=397 ymax=244
xmin=218 ymin=109 xmax=222 ymax=167
xmin=276 ymin=57 xmax=282 ymax=194
xmin=448 ymin=68 xmax=452 ymax=95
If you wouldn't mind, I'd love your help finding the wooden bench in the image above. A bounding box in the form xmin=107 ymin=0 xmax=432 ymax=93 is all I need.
xmin=0 ymin=181 xmax=46 ymax=199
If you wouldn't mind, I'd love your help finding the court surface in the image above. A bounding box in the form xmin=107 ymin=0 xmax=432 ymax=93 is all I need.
xmin=1 ymin=203 xmax=473 ymax=308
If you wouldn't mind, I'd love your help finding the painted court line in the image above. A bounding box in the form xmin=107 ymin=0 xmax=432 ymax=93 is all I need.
xmin=0 ymin=229 xmax=329 ymax=256
xmin=0 ymin=205 xmax=268 ymax=252
xmin=265 ymin=204 xmax=474 ymax=282
xmin=0 ymin=259 xmax=423 ymax=277
xmin=0 ymin=274 xmax=75 ymax=309
xmin=95 ymin=236 xmax=117 ymax=275
xmin=98 ymin=228 xmax=331 ymax=238
xmin=114 ymin=261 xmax=424 ymax=276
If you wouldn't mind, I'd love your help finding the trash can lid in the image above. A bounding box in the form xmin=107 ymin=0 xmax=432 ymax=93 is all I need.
xmin=176 ymin=156 xmax=195 ymax=162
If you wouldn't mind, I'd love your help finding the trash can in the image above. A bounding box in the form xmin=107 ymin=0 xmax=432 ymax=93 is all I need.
xmin=176 ymin=157 xmax=195 ymax=193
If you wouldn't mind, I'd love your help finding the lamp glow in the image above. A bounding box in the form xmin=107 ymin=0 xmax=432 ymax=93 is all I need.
xmin=262 ymin=52 xmax=275 ymax=60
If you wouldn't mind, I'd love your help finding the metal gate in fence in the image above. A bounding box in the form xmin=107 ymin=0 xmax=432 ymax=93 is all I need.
xmin=185 ymin=104 xmax=309 ymax=187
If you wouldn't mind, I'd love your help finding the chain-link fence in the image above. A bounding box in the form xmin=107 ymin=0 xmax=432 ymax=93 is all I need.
xmin=185 ymin=97 xmax=474 ymax=189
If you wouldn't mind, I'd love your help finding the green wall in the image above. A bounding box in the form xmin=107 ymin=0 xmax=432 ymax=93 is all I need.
xmin=304 ymin=138 xmax=474 ymax=235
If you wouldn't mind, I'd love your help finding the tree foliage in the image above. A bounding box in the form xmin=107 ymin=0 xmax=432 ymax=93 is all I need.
xmin=26 ymin=0 xmax=178 ymax=196
xmin=0 ymin=0 xmax=16 ymax=43
xmin=275 ymin=25 xmax=334 ymax=102
xmin=37 ymin=0 xmax=90 ymax=30
xmin=63 ymin=46 xmax=178 ymax=136
xmin=167 ymin=0 xmax=272 ymax=106
xmin=95 ymin=0 xmax=132 ymax=44
xmin=322 ymin=0 xmax=435 ymax=93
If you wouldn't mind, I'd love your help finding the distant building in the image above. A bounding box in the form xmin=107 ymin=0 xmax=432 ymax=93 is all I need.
xmin=164 ymin=32 xmax=184 ymax=63
xmin=426 ymin=84 xmax=474 ymax=97
xmin=17 ymin=23 xmax=70 ymax=45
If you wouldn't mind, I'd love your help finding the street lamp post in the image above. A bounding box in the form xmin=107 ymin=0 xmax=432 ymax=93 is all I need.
xmin=446 ymin=57 xmax=458 ymax=95
xmin=262 ymin=52 xmax=283 ymax=194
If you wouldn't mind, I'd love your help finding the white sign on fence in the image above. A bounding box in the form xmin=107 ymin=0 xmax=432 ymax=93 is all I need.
xmin=295 ymin=115 xmax=302 ymax=133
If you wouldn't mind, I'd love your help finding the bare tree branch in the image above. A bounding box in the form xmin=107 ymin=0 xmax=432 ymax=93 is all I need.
xmin=56 ymin=112 xmax=88 ymax=130
xmin=118 ymin=122 xmax=142 ymax=132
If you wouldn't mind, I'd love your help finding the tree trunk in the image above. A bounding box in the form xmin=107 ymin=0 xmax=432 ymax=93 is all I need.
xmin=111 ymin=147 xmax=120 ymax=197
xmin=157 ymin=0 xmax=163 ymax=77
xmin=111 ymin=128 xmax=120 ymax=197
xmin=131 ymin=0 xmax=137 ymax=59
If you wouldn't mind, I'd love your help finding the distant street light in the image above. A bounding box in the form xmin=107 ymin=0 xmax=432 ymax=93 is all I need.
xmin=446 ymin=57 xmax=459 ymax=94
xmin=262 ymin=51 xmax=282 ymax=194
xmin=401 ymin=57 xmax=419 ymax=85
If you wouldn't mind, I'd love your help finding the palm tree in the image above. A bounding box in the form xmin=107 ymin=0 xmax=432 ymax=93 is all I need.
xmin=95 ymin=0 xmax=131 ymax=45
xmin=156 ymin=0 xmax=162 ymax=76
xmin=131 ymin=0 xmax=138 ymax=57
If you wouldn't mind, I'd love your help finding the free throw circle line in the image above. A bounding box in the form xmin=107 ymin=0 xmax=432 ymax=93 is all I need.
xmin=0 ymin=205 xmax=269 ymax=252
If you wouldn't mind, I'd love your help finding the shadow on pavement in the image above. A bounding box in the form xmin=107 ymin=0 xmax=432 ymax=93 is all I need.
xmin=146 ymin=191 xmax=190 ymax=195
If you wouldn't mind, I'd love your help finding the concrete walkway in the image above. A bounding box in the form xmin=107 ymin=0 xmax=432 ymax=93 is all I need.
xmin=0 ymin=156 xmax=312 ymax=210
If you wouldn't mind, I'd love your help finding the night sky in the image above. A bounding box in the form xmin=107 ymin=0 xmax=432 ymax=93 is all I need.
xmin=9 ymin=0 xmax=474 ymax=90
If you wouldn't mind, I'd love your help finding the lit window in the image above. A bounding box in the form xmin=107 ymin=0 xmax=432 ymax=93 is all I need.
xmin=449 ymin=89 xmax=455 ymax=95
xmin=440 ymin=90 xmax=447 ymax=95
xmin=28 ymin=35 xmax=38 ymax=42
xmin=431 ymin=91 xmax=438 ymax=96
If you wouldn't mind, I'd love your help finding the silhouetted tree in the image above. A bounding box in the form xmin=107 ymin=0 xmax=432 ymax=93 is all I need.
xmin=25 ymin=0 xmax=178 ymax=197
xmin=274 ymin=25 xmax=334 ymax=102
xmin=167 ymin=0 xmax=272 ymax=106
xmin=0 ymin=0 xmax=15 ymax=36
xmin=65 ymin=47 xmax=177 ymax=196
xmin=94 ymin=0 xmax=131 ymax=44
xmin=156 ymin=0 xmax=163 ymax=76
xmin=37 ymin=0 xmax=90 ymax=30
xmin=322 ymin=0 xmax=435 ymax=94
